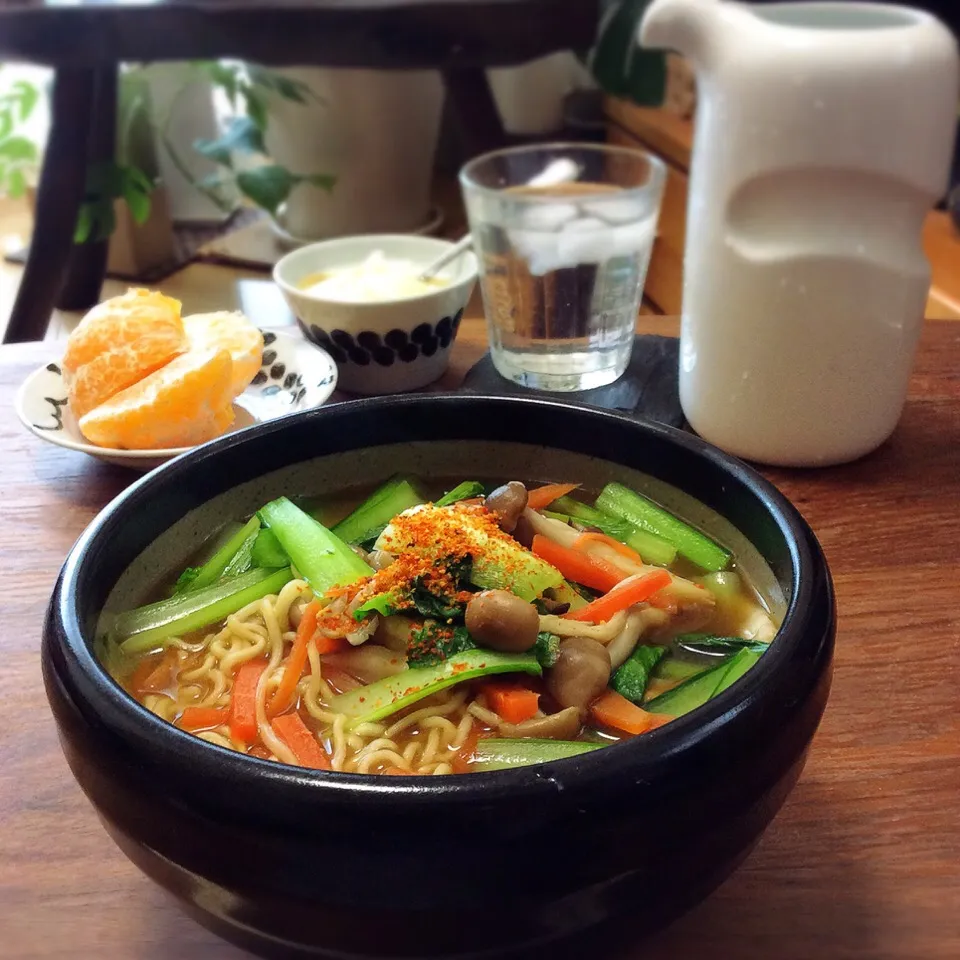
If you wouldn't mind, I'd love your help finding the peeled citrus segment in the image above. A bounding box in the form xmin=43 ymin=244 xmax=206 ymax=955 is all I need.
xmin=183 ymin=311 xmax=264 ymax=397
xmin=78 ymin=347 xmax=235 ymax=450
xmin=63 ymin=288 xmax=187 ymax=419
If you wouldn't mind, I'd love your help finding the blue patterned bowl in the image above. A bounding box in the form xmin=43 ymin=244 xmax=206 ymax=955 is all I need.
xmin=273 ymin=234 xmax=478 ymax=395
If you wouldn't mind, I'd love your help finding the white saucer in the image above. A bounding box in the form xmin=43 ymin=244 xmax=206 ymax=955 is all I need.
xmin=15 ymin=327 xmax=338 ymax=472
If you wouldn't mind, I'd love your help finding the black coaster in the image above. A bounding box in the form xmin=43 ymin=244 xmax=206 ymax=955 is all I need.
xmin=460 ymin=334 xmax=686 ymax=429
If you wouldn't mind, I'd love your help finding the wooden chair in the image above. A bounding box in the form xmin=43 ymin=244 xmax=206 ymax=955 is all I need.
xmin=0 ymin=0 xmax=598 ymax=343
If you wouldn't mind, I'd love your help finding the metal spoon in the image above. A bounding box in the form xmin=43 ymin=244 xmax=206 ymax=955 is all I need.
xmin=417 ymin=233 xmax=474 ymax=282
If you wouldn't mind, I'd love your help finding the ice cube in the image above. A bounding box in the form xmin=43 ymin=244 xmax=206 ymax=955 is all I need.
xmin=526 ymin=158 xmax=580 ymax=188
xmin=520 ymin=202 xmax=578 ymax=232
xmin=560 ymin=216 xmax=608 ymax=234
xmin=508 ymin=228 xmax=561 ymax=276
xmin=581 ymin=195 xmax=655 ymax=225
xmin=556 ymin=219 xmax=617 ymax=266
xmin=608 ymin=218 xmax=657 ymax=258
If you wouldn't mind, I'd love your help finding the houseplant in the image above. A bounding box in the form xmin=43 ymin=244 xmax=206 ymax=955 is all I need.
xmin=168 ymin=61 xmax=336 ymax=226
xmin=59 ymin=65 xmax=176 ymax=308
xmin=184 ymin=62 xmax=444 ymax=241
xmin=0 ymin=71 xmax=41 ymax=202
xmin=590 ymin=0 xmax=696 ymax=117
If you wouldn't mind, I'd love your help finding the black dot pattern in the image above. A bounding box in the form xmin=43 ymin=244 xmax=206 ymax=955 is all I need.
xmin=385 ymin=329 xmax=408 ymax=350
xmin=251 ymin=328 xmax=334 ymax=405
xmin=301 ymin=313 xmax=462 ymax=367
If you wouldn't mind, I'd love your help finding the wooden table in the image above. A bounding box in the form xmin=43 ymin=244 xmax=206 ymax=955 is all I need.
xmin=2 ymin=315 xmax=959 ymax=959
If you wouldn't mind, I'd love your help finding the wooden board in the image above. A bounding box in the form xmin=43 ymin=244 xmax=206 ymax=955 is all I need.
xmin=608 ymin=123 xmax=687 ymax=315
xmin=604 ymin=96 xmax=693 ymax=170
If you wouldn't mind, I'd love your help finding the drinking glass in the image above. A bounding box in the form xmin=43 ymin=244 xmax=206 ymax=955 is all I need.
xmin=460 ymin=142 xmax=665 ymax=391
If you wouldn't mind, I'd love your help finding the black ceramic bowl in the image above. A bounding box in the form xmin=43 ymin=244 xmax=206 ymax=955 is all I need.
xmin=43 ymin=396 xmax=834 ymax=960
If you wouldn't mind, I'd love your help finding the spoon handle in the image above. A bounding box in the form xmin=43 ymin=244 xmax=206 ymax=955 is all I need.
xmin=418 ymin=234 xmax=473 ymax=281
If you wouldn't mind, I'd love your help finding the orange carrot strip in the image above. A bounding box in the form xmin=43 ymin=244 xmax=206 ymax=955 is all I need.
xmin=526 ymin=482 xmax=580 ymax=511
xmin=531 ymin=535 xmax=625 ymax=593
xmin=484 ymin=682 xmax=540 ymax=724
xmin=268 ymin=599 xmax=320 ymax=717
xmin=452 ymin=722 xmax=483 ymax=774
xmin=178 ymin=706 xmax=230 ymax=732
xmin=229 ymin=659 xmax=268 ymax=742
xmin=129 ymin=649 xmax=177 ymax=697
xmin=272 ymin=711 xmax=331 ymax=770
xmin=590 ymin=690 xmax=659 ymax=735
xmin=383 ymin=766 xmax=413 ymax=776
xmin=648 ymin=592 xmax=678 ymax=613
xmin=574 ymin=531 xmax=643 ymax=565
xmin=315 ymin=634 xmax=351 ymax=655
xmin=563 ymin=570 xmax=672 ymax=623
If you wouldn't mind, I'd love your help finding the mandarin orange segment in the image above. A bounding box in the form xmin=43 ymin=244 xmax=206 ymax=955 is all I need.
xmin=78 ymin=347 xmax=235 ymax=450
xmin=63 ymin=288 xmax=187 ymax=418
xmin=183 ymin=311 xmax=264 ymax=397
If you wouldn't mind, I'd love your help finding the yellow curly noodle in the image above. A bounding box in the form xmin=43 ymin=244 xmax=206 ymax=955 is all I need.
xmin=123 ymin=580 xmax=486 ymax=776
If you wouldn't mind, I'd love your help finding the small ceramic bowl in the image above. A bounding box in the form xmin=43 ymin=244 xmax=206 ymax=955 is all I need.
xmin=15 ymin=328 xmax=338 ymax=471
xmin=273 ymin=234 xmax=478 ymax=395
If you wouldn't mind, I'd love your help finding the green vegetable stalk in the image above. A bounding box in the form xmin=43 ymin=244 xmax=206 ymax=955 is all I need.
xmin=115 ymin=567 xmax=293 ymax=655
xmin=173 ymin=516 xmax=260 ymax=594
xmin=259 ymin=496 xmax=372 ymax=595
xmin=327 ymin=649 xmax=542 ymax=727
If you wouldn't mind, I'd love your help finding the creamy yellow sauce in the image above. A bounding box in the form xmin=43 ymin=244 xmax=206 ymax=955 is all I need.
xmin=297 ymin=252 xmax=449 ymax=303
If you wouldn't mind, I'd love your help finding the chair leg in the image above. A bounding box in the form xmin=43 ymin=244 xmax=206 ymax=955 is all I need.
xmin=55 ymin=65 xmax=118 ymax=313
xmin=441 ymin=67 xmax=507 ymax=159
xmin=3 ymin=68 xmax=99 ymax=344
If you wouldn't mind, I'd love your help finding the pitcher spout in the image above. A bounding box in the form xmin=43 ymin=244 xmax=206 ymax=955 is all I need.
xmin=639 ymin=0 xmax=722 ymax=68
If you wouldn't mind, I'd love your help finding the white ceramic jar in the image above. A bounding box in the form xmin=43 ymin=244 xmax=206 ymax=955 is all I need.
xmin=641 ymin=0 xmax=959 ymax=466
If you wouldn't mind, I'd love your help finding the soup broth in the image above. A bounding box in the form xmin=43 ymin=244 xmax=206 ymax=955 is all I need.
xmin=102 ymin=477 xmax=778 ymax=775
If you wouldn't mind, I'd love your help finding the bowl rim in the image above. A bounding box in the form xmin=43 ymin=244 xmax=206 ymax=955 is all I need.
xmin=52 ymin=393 xmax=834 ymax=805
xmin=272 ymin=233 xmax=479 ymax=309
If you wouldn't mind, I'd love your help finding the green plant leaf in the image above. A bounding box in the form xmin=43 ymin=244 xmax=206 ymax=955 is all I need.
xmin=75 ymin=161 xmax=153 ymax=241
xmin=86 ymin=161 xmax=128 ymax=198
xmin=194 ymin=60 xmax=240 ymax=106
xmin=243 ymin=88 xmax=268 ymax=132
xmin=194 ymin=115 xmax=265 ymax=167
xmin=6 ymin=166 xmax=27 ymax=199
xmin=94 ymin=204 xmax=117 ymax=242
xmin=125 ymin=164 xmax=156 ymax=195
xmin=74 ymin=204 xmax=94 ymax=244
xmin=247 ymin=65 xmax=312 ymax=104
xmin=589 ymin=0 xmax=667 ymax=105
xmin=12 ymin=80 xmax=39 ymax=121
xmin=236 ymin=164 xmax=297 ymax=215
xmin=123 ymin=181 xmax=152 ymax=224
xmin=0 ymin=135 xmax=38 ymax=163
xmin=0 ymin=108 xmax=13 ymax=142
xmin=304 ymin=172 xmax=336 ymax=193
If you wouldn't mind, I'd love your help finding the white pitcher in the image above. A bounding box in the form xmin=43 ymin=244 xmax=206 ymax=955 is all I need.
xmin=640 ymin=0 xmax=959 ymax=466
